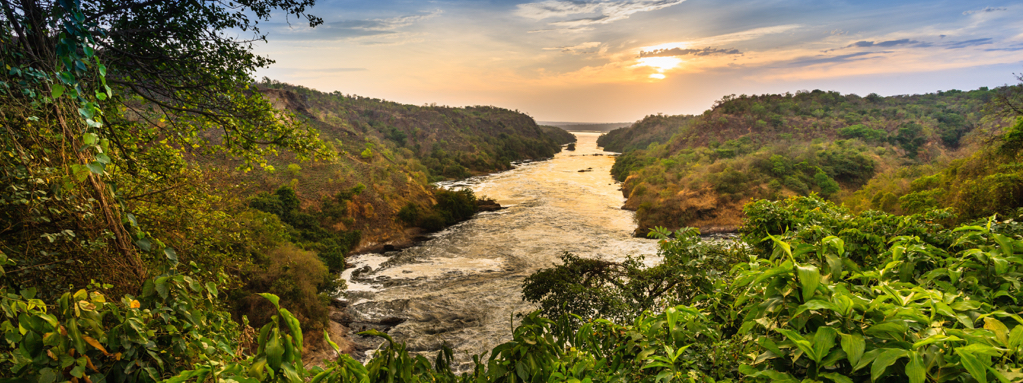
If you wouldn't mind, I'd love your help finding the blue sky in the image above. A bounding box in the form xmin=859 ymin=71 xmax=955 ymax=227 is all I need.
xmin=252 ymin=0 xmax=1023 ymax=122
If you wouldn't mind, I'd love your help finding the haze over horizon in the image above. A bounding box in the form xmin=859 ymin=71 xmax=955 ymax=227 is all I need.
xmin=252 ymin=0 xmax=1023 ymax=122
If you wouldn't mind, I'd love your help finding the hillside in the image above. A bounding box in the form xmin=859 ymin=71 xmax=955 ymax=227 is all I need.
xmin=596 ymin=114 xmax=696 ymax=152
xmin=607 ymin=88 xmax=1013 ymax=234
xmin=197 ymin=81 xmax=574 ymax=255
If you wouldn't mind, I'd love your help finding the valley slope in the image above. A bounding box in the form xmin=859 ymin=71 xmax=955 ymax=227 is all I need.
xmin=602 ymin=88 xmax=1020 ymax=234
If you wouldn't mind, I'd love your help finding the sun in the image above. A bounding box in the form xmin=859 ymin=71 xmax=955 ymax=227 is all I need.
xmin=649 ymin=74 xmax=666 ymax=79
xmin=635 ymin=57 xmax=682 ymax=72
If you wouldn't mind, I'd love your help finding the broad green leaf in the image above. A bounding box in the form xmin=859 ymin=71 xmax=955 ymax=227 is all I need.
xmin=87 ymin=161 xmax=104 ymax=174
xmin=956 ymin=349 xmax=988 ymax=383
xmin=812 ymin=327 xmax=838 ymax=364
xmin=871 ymin=348 xmax=908 ymax=382
xmin=906 ymin=351 xmax=926 ymax=383
xmin=777 ymin=328 xmax=816 ymax=361
xmin=865 ymin=321 xmax=907 ymax=340
xmin=155 ymin=277 xmax=169 ymax=299
xmin=792 ymin=300 xmax=838 ymax=317
xmin=852 ymin=348 xmax=883 ymax=372
xmin=164 ymin=247 xmax=179 ymax=264
xmin=280 ymin=308 xmax=304 ymax=357
xmin=259 ymin=293 xmax=280 ymax=310
xmin=913 ymin=334 xmax=962 ymax=349
xmin=820 ymin=372 xmax=852 ymax=383
xmin=796 ymin=264 xmax=821 ymax=302
xmin=1008 ymin=326 xmax=1023 ymax=349
xmin=206 ymin=282 xmax=218 ymax=297
xmin=266 ymin=329 xmax=284 ymax=371
xmin=758 ymin=337 xmax=784 ymax=357
xmin=838 ymin=335 xmax=863 ymax=368
xmin=51 ymin=83 xmax=65 ymax=99
xmin=983 ymin=317 xmax=1009 ymax=346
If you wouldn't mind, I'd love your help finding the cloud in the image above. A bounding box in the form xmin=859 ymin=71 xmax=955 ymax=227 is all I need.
xmin=944 ymin=38 xmax=993 ymax=49
xmin=849 ymin=39 xmax=926 ymax=48
xmin=639 ymin=47 xmax=741 ymax=57
xmin=518 ymin=0 xmax=685 ymax=31
xmin=268 ymin=10 xmax=440 ymax=43
xmin=963 ymin=7 xmax=1007 ymax=15
xmin=637 ymin=25 xmax=800 ymax=55
xmin=785 ymin=51 xmax=887 ymax=67
xmin=544 ymin=41 xmax=602 ymax=54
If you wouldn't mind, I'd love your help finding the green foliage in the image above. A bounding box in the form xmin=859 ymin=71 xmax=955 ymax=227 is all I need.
xmin=523 ymin=228 xmax=749 ymax=326
xmin=0 ymin=263 xmax=239 ymax=383
xmin=256 ymin=81 xmax=569 ymax=182
xmin=607 ymin=87 xmax=1003 ymax=231
xmin=734 ymin=202 xmax=1023 ymax=383
xmin=838 ymin=124 xmax=888 ymax=142
xmin=597 ymin=115 xmax=695 ymax=153
xmin=236 ymin=245 xmax=335 ymax=331
xmin=249 ymin=185 xmax=362 ymax=273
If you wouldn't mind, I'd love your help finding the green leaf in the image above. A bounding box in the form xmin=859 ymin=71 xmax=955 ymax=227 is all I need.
xmin=1008 ymin=326 xmax=1023 ymax=349
xmin=82 ymin=132 xmax=99 ymax=145
xmin=164 ymin=247 xmax=179 ymax=264
xmin=906 ymin=351 xmax=925 ymax=383
xmin=956 ymin=349 xmax=988 ymax=383
xmin=819 ymin=372 xmax=852 ymax=383
xmin=136 ymin=237 xmax=151 ymax=252
xmin=266 ymin=329 xmax=284 ymax=371
xmin=758 ymin=337 xmax=784 ymax=357
xmin=324 ymin=330 xmax=340 ymax=353
xmin=280 ymin=308 xmax=304 ymax=357
xmin=812 ymin=327 xmax=838 ymax=364
xmin=871 ymin=348 xmax=908 ymax=382
xmin=852 ymin=348 xmax=882 ymax=372
xmin=983 ymin=317 xmax=1010 ymax=346
xmin=155 ymin=277 xmax=169 ymax=299
xmin=796 ymin=264 xmax=821 ymax=302
xmin=913 ymin=334 xmax=962 ymax=349
xmin=87 ymin=161 xmax=104 ymax=174
xmin=777 ymin=328 xmax=816 ymax=361
xmin=51 ymin=83 xmax=65 ymax=99
xmin=205 ymin=282 xmax=218 ymax=297
xmin=259 ymin=293 xmax=280 ymax=310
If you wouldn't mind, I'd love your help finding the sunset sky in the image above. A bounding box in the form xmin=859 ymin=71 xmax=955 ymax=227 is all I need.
xmin=252 ymin=0 xmax=1023 ymax=122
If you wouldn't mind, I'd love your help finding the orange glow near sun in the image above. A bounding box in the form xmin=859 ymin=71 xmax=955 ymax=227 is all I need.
xmin=635 ymin=57 xmax=682 ymax=72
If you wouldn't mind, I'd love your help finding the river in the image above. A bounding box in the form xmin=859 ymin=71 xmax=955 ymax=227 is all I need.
xmin=340 ymin=131 xmax=660 ymax=369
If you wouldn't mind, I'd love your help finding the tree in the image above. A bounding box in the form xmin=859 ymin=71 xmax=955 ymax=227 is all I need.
xmin=1 ymin=0 xmax=327 ymax=296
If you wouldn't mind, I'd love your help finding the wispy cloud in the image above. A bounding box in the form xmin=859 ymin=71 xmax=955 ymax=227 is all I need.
xmin=785 ymin=51 xmax=888 ymax=67
xmin=518 ymin=0 xmax=685 ymax=32
xmin=637 ymin=25 xmax=800 ymax=55
xmin=268 ymin=10 xmax=440 ymax=44
xmin=963 ymin=7 xmax=1007 ymax=15
xmin=544 ymin=41 xmax=603 ymax=54
xmin=944 ymin=38 xmax=993 ymax=49
xmin=639 ymin=47 xmax=740 ymax=57
xmin=849 ymin=39 xmax=926 ymax=48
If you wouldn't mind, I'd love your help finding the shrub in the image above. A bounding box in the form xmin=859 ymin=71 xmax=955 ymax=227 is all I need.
xmin=237 ymin=244 xmax=333 ymax=331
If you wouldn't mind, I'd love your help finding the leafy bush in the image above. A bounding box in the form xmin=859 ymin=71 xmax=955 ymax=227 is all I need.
xmin=236 ymin=244 xmax=334 ymax=331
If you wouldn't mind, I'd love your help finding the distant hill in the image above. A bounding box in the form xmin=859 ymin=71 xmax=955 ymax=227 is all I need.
xmin=606 ymin=88 xmax=1012 ymax=235
xmin=205 ymin=80 xmax=572 ymax=252
xmin=538 ymin=121 xmax=633 ymax=132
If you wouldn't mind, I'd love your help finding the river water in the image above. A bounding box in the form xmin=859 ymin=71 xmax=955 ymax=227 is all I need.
xmin=341 ymin=132 xmax=659 ymax=368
